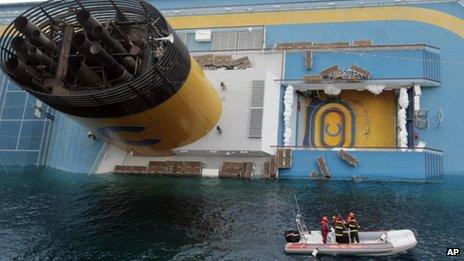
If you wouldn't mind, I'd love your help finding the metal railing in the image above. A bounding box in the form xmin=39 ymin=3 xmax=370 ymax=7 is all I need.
xmin=186 ymin=43 xmax=439 ymax=53
xmin=0 ymin=0 xmax=461 ymax=25
xmin=159 ymin=0 xmax=456 ymax=17
xmin=425 ymin=151 xmax=443 ymax=180
xmin=274 ymin=145 xmax=444 ymax=180
xmin=272 ymin=145 xmax=444 ymax=154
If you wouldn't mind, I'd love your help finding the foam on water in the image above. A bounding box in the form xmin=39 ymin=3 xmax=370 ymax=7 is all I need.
xmin=0 ymin=167 xmax=463 ymax=260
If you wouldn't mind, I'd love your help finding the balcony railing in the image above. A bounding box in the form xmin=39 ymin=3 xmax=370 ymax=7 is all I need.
xmin=274 ymin=145 xmax=444 ymax=180
xmin=273 ymin=145 xmax=443 ymax=154
xmin=159 ymin=0 xmax=455 ymax=17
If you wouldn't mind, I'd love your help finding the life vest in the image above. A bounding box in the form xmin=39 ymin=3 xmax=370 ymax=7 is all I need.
xmin=347 ymin=218 xmax=358 ymax=232
xmin=334 ymin=220 xmax=345 ymax=236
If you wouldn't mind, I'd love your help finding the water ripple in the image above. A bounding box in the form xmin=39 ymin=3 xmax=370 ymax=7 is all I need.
xmin=0 ymin=168 xmax=463 ymax=260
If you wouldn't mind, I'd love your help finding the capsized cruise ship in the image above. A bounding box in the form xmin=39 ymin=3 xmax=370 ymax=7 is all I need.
xmin=0 ymin=0 xmax=462 ymax=180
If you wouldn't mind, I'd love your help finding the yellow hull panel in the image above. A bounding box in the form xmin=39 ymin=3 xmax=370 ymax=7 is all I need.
xmin=167 ymin=6 xmax=464 ymax=39
xmin=71 ymin=58 xmax=222 ymax=155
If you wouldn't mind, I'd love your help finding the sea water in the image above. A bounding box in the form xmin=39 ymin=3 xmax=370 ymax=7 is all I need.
xmin=0 ymin=168 xmax=463 ymax=260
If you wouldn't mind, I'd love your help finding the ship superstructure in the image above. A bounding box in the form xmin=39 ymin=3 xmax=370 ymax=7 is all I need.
xmin=0 ymin=0 xmax=221 ymax=156
xmin=0 ymin=0 xmax=461 ymax=179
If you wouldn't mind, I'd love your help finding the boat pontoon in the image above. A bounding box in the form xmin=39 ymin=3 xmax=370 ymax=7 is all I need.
xmin=284 ymin=196 xmax=417 ymax=256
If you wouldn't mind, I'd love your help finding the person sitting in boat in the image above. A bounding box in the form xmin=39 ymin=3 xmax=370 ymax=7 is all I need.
xmin=346 ymin=212 xmax=360 ymax=243
xmin=332 ymin=214 xmax=346 ymax=244
xmin=320 ymin=216 xmax=330 ymax=244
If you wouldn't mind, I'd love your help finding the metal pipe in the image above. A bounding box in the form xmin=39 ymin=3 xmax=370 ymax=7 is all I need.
xmin=92 ymin=25 xmax=136 ymax=72
xmin=109 ymin=66 xmax=131 ymax=83
xmin=71 ymin=32 xmax=101 ymax=65
xmin=141 ymin=44 xmax=153 ymax=75
xmin=11 ymin=36 xmax=54 ymax=67
xmin=129 ymin=45 xmax=142 ymax=57
xmin=77 ymin=9 xmax=127 ymax=53
xmin=28 ymin=46 xmax=54 ymax=67
xmin=68 ymin=58 xmax=102 ymax=85
xmin=76 ymin=10 xmax=136 ymax=72
xmin=92 ymin=25 xmax=124 ymax=52
xmin=131 ymin=43 xmax=152 ymax=74
xmin=90 ymin=43 xmax=131 ymax=82
xmin=5 ymin=57 xmax=45 ymax=91
xmin=76 ymin=9 xmax=100 ymax=38
xmin=14 ymin=16 xmax=57 ymax=51
xmin=108 ymin=22 xmax=134 ymax=49
xmin=11 ymin=36 xmax=30 ymax=53
xmin=90 ymin=43 xmax=117 ymax=66
xmin=11 ymin=36 xmax=39 ymax=65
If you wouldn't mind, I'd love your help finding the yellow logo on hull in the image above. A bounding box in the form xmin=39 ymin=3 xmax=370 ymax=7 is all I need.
xmin=312 ymin=102 xmax=355 ymax=147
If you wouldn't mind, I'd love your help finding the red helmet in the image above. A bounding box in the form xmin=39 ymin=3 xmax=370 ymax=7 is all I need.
xmin=322 ymin=216 xmax=328 ymax=222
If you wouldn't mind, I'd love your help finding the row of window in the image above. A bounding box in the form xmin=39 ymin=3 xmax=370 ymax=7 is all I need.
xmin=177 ymin=29 xmax=264 ymax=51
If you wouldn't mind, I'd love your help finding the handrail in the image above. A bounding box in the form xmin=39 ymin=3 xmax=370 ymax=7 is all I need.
xmin=271 ymin=145 xmax=444 ymax=153
xmin=159 ymin=0 xmax=451 ymax=11
xmin=159 ymin=0 xmax=454 ymax=17
xmin=186 ymin=43 xmax=440 ymax=54
xmin=457 ymin=0 xmax=464 ymax=8
xmin=277 ymin=77 xmax=441 ymax=83
xmin=0 ymin=1 xmax=456 ymax=24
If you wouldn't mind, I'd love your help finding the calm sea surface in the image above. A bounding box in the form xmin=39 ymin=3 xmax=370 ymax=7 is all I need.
xmin=0 ymin=168 xmax=463 ymax=260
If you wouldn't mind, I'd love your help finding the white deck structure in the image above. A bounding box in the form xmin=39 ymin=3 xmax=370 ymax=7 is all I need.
xmin=96 ymin=54 xmax=284 ymax=175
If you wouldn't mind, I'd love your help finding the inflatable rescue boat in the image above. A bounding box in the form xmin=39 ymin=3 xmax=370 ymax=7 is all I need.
xmin=285 ymin=225 xmax=417 ymax=256
xmin=284 ymin=196 xmax=417 ymax=257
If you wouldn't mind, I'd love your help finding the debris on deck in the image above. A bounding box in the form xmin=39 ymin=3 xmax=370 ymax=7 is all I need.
xmin=220 ymin=161 xmax=255 ymax=179
xmin=310 ymin=169 xmax=319 ymax=179
xmin=264 ymin=157 xmax=278 ymax=179
xmin=317 ymin=156 xmax=332 ymax=179
xmin=147 ymin=161 xmax=166 ymax=175
xmin=305 ymin=50 xmax=313 ymax=69
xmin=194 ymin=55 xmax=252 ymax=70
xmin=338 ymin=149 xmax=359 ymax=167
xmin=277 ymin=148 xmax=292 ymax=169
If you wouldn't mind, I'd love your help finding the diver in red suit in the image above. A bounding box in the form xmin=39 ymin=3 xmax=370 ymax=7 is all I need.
xmin=320 ymin=216 xmax=330 ymax=243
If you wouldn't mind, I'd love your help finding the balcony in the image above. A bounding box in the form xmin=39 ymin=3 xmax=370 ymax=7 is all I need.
xmin=283 ymin=44 xmax=441 ymax=90
xmin=276 ymin=146 xmax=443 ymax=180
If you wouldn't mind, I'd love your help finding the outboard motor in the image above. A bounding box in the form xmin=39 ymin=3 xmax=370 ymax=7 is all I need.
xmin=285 ymin=230 xmax=300 ymax=243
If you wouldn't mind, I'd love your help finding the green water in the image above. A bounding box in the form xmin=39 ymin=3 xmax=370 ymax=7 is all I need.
xmin=0 ymin=168 xmax=463 ymax=260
